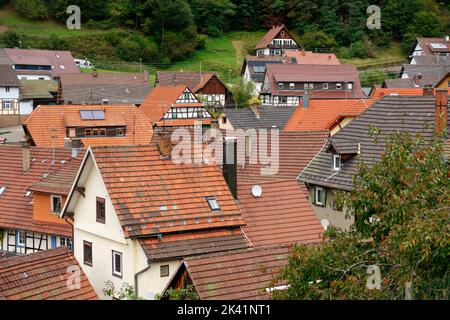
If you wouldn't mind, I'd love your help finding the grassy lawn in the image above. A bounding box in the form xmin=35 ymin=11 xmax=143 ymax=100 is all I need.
xmin=341 ymin=43 xmax=407 ymax=69
xmin=0 ymin=7 xmax=107 ymax=38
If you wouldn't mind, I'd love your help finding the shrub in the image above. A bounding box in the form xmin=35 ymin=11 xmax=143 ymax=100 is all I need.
xmin=348 ymin=41 xmax=370 ymax=59
xmin=11 ymin=0 xmax=49 ymax=19
xmin=47 ymin=34 xmax=67 ymax=50
xmin=1 ymin=30 xmax=21 ymax=48
xmin=300 ymin=31 xmax=336 ymax=51
xmin=117 ymin=39 xmax=142 ymax=62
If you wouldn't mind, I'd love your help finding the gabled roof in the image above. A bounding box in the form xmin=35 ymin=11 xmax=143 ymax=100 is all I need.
xmin=3 ymin=48 xmax=80 ymax=77
xmin=284 ymin=50 xmax=341 ymax=65
xmin=241 ymin=55 xmax=290 ymax=80
xmin=155 ymin=71 xmax=225 ymax=92
xmin=299 ymin=95 xmax=449 ymax=191
xmin=413 ymin=37 xmax=450 ymax=56
xmin=411 ymin=55 xmax=450 ymax=65
xmin=254 ymin=25 xmax=298 ymax=50
xmin=24 ymin=104 xmax=153 ymax=147
xmin=222 ymin=105 xmax=295 ymax=130
xmin=59 ymin=72 xmax=151 ymax=105
xmin=236 ymin=131 xmax=329 ymax=184
xmin=0 ymin=145 xmax=81 ymax=237
xmin=399 ymin=64 xmax=450 ymax=87
xmin=264 ymin=64 xmax=366 ymax=99
xmin=371 ymin=87 xmax=425 ymax=98
xmin=0 ymin=64 xmax=20 ymax=87
xmin=284 ymin=99 xmax=375 ymax=131
xmin=0 ymin=247 xmax=98 ymax=300
xmin=182 ymin=245 xmax=291 ymax=300
xmin=66 ymin=145 xmax=246 ymax=239
xmin=238 ymin=180 xmax=323 ymax=247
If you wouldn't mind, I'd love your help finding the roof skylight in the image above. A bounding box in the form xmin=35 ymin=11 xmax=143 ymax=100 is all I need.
xmin=0 ymin=186 xmax=6 ymax=196
xmin=206 ymin=197 xmax=220 ymax=211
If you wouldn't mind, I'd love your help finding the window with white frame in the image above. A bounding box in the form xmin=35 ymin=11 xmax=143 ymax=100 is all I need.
xmin=309 ymin=83 xmax=314 ymax=89
xmin=160 ymin=265 xmax=169 ymax=277
xmin=304 ymin=83 xmax=308 ymax=89
xmin=17 ymin=230 xmax=25 ymax=247
xmin=278 ymin=83 xmax=284 ymax=90
xmin=3 ymin=100 xmax=12 ymax=110
xmin=206 ymin=196 xmax=220 ymax=211
xmin=289 ymin=83 xmax=295 ymax=89
xmin=336 ymin=83 xmax=342 ymax=90
xmin=315 ymin=187 xmax=326 ymax=207
xmin=333 ymin=154 xmax=341 ymax=171
xmin=112 ymin=250 xmax=122 ymax=278
xmin=323 ymin=83 xmax=329 ymax=90
xmin=60 ymin=237 xmax=72 ymax=250
xmin=51 ymin=195 xmax=62 ymax=214
xmin=347 ymin=83 xmax=353 ymax=90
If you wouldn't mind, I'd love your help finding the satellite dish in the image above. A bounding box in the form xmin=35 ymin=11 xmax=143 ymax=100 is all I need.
xmin=251 ymin=185 xmax=262 ymax=198
xmin=321 ymin=219 xmax=330 ymax=230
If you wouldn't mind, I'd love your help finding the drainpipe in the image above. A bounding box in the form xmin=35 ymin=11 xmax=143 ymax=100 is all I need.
xmin=134 ymin=263 xmax=152 ymax=298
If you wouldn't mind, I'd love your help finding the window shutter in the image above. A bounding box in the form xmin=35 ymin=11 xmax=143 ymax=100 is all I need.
xmin=311 ymin=186 xmax=316 ymax=204
xmin=321 ymin=189 xmax=327 ymax=207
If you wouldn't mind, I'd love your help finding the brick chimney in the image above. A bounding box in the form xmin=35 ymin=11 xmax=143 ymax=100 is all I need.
xmin=435 ymin=89 xmax=448 ymax=135
xmin=22 ymin=143 xmax=30 ymax=173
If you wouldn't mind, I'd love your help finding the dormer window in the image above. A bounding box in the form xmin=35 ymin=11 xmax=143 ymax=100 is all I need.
xmin=336 ymin=83 xmax=342 ymax=90
xmin=347 ymin=83 xmax=353 ymax=90
xmin=206 ymin=197 xmax=220 ymax=211
xmin=289 ymin=83 xmax=295 ymax=89
xmin=51 ymin=195 xmax=62 ymax=214
xmin=332 ymin=154 xmax=341 ymax=171
xmin=278 ymin=83 xmax=284 ymax=90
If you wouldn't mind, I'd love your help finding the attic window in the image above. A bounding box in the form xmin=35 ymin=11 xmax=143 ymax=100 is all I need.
xmin=278 ymin=83 xmax=284 ymax=90
xmin=0 ymin=186 xmax=6 ymax=196
xmin=347 ymin=83 xmax=353 ymax=90
xmin=206 ymin=197 xmax=220 ymax=211
xmin=280 ymin=31 xmax=285 ymax=36
xmin=332 ymin=154 xmax=341 ymax=171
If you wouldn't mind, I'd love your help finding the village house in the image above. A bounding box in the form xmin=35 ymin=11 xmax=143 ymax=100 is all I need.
xmin=260 ymin=64 xmax=366 ymax=106
xmin=0 ymin=65 xmax=21 ymax=127
xmin=254 ymin=24 xmax=301 ymax=57
xmin=58 ymin=71 xmax=152 ymax=106
xmin=0 ymin=144 xmax=83 ymax=255
xmin=408 ymin=36 xmax=450 ymax=59
xmin=284 ymin=98 xmax=376 ymax=136
xmin=155 ymin=71 xmax=232 ymax=108
xmin=23 ymin=104 xmax=153 ymax=148
xmin=60 ymin=143 xmax=249 ymax=299
xmin=19 ymin=79 xmax=58 ymax=111
xmin=139 ymin=85 xmax=216 ymax=128
xmin=298 ymin=90 xmax=449 ymax=230
xmin=218 ymin=104 xmax=295 ymax=130
xmin=0 ymin=247 xmax=98 ymax=300
xmin=0 ymin=48 xmax=79 ymax=80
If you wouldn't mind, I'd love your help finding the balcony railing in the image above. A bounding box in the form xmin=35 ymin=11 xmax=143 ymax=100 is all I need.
xmin=267 ymin=44 xmax=299 ymax=49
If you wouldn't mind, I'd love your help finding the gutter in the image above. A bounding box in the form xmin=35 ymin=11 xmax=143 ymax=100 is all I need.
xmin=134 ymin=263 xmax=151 ymax=298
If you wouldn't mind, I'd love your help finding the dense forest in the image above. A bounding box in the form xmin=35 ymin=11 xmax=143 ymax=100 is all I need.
xmin=1 ymin=0 xmax=449 ymax=64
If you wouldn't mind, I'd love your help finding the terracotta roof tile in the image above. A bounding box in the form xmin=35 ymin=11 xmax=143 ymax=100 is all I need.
xmin=283 ymin=99 xmax=375 ymax=131
xmin=0 ymin=145 xmax=80 ymax=237
xmin=90 ymin=144 xmax=245 ymax=238
xmin=24 ymin=104 xmax=153 ymax=147
xmin=371 ymin=87 xmax=450 ymax=99
xmin=285 ymin=50 xmax=340 ymax=65
xmin=0 ymin=247 xmax=97 ymax=300
xmin=185 ymin=245 xmax=291 ymax=300
xmin=254 ymin=25 xmax=299 ymax=50
xmin=238 ymin=180 xmax=323 ymax=247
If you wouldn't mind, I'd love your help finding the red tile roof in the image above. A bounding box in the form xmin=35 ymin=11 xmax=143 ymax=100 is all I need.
xmin=0 ymin=247 xmax=98 ymax=300
xmin=264 ymin=64 xmax=366 ymax=99
xmin=283 ymin=99 xmax=375 ymax=131
xmin=370 ymin=87 xmax=450 ymax=99
xmin=238 ymin=180 xmax=323 ymax=247
xmin=24 ymin=104 xmax=153 ymax=147
xmin=285 ymin=50 xmax=341 ymax=65
xmin=0 ymin=145 xmax=80 ymax=237
xmin=4 ymin=48 xmax=79 ymax=77
xmin=87 ymin=145 xmax=246 ymax=238
xmin=138 ymin=228 xmax=249 ymax=261
xmin=184 ymin=245 xmax=291 ymax=300
xmin=254 ymin=25 xmax=298 ymax=50
xmin=236 ymin=131 xmax=329 ymax=184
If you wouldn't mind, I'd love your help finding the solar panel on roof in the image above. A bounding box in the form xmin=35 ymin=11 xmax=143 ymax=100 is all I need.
xmin=80 ymin=110 xmax=93 ymax=120
xmin=430 ymin=43 xmax=447 ymax=49
xmin=80 ymin=110 xmax=105 ymax=120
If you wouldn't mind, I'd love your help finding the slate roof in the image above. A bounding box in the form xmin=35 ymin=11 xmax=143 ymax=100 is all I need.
xmin=24 ymin=104 xmax=153 ymax=147
xmin=155 ymin=71 xmax=224 ymax=92
xmin=0 ymin=247 xmax=98 ymax=300
xmin=299 ymin=95 xmax=449 ymax=191
xmin=19 ymin=79 xmax=58 ymax=99
xmin=0 ymin=145 xmax=81 ymax=237
xmin=138 ymin=228 xmax=248 ymax=261
xmin=398 ymin=64 xmax=450 ymax=87
xmin=59 ymin=72 xmax=151 ymax=105
xmin=3 ymin=48 xmax=79 ymax=77
xmin=86 ymin=145 xmax=246 ymax=238
xmin=263 ymin=64 xmax=365 ymax=99
xmin=238 ymin=180 xmax=323 ymax=247
xmin=411 ymin=55 xmax=450 ymax=65
xmin=222 ymin=105 xmax=295 ymax=129
xmin=0 ymin=64 xmax=20 ymax=87
xmin=183 ymin=245 xmax=291 ymax=300
xmin=236 ymin=131 xmax=329 ymax=185
xmin=284 ymin=99 xmax=375 ymax=131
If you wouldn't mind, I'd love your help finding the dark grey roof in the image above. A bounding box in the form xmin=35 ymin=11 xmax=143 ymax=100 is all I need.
xmin=0 ymin=65 xmax=20 ymax=87
xmin=398 ymin=64 xmax=450 ymax=87
xmin=248 ymin=60 xmax=283 ymax=82
xmin=299 ymin=96 xmax=449 ymax=191
xmin=411 ymin=55 xmax=450 ymax=65
xmin=223 ymin=105 xmax=296 ymax=130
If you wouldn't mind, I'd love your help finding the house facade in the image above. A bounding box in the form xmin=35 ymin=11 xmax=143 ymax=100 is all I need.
xmin=254 ymin=25 xmax=300 ymax=57
xmin=0 ymin=65 xmax=21 ymax=125
xmin=260 ymin=64 xmax=366 ymax=106
xmin=61 ymin=145 xmax=248 ymax=299
xmin=155 ymin=71 xmax=232 ymax=108
xmin=298 ymin=91 xmax=448 ymax=230
xmin=408 ymin=36 xmax=450 ymax=59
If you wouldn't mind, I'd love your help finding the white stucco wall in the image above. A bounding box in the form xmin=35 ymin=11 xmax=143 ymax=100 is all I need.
xmin=0 ymin=87 xmax=20 ymax=99
xmin=19 ymin=100 xmax=34 ymax=114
